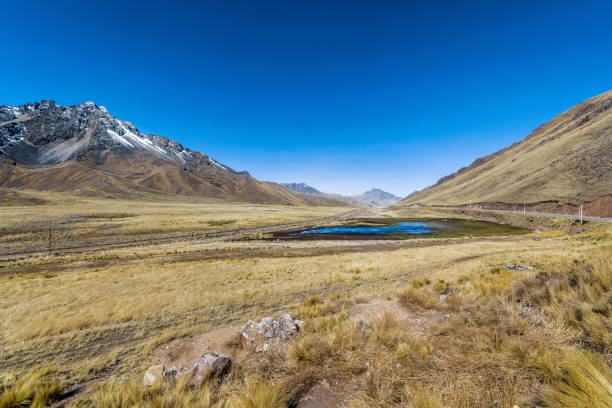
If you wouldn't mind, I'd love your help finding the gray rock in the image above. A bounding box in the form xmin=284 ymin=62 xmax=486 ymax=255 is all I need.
xmin=241 ymin=313 xmax=302 ymax=353
xmin=176 ymin=354 xmax=232 ymax=385
xmin=180 ymin=354 xmax=231 ymax=385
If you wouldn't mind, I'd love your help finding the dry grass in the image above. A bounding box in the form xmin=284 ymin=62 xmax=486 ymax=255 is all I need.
xmin=0 ymin=193 xmax=348 ymax=254
xmin=0 ymin=201 xmax=610 ymax=407
xmin=0 ymin=367 xmax=62 ymax=408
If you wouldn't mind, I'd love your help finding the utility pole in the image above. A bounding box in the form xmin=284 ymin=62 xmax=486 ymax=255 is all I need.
xmin=48 ymin=221 xmax=52 ymax=255
xmin=523 ymin=204 xmax=526 ymax=215
xmin=580 ymin=205 xmax=583 ymax=224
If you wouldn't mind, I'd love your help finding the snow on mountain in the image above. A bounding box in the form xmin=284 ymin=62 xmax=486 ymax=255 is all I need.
xmin=0 ymin=100 xmax=228 ymax=170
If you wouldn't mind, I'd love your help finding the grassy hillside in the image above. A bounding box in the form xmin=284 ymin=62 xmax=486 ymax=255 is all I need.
xmin=0 ymin=157 xmax=350 ymax=207
xmin=400 ymin=89 xmax=612 ymax=211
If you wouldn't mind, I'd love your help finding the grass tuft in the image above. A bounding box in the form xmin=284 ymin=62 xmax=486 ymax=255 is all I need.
xmin=0 ymin=367 xmax=62 ymax=408
xmin=227 ymin=380 xmax=287 ymax=408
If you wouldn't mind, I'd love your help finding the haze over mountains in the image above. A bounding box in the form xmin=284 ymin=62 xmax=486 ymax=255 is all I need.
xmin=282 ymin=183 xmax=402 ymax=207
xmin=399 ymin=89 xmax=612 ymax=217
xmin=0 ymin=101 xmax=347 ymax=206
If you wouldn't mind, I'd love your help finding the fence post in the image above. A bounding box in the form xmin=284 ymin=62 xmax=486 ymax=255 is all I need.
xmin=48 ymin=221 xmax=52 ymax=255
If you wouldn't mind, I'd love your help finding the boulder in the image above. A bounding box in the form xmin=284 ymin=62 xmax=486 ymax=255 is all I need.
xmin=182 ymin=354 xmax=231 ymax=385
xmin=143 ymin=364 xmax=164 ymax=386
xmin=241 ymin=314 xmax=303 ymax=353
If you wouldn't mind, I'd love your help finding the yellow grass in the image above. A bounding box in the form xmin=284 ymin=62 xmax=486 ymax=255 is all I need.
xmin=0 ymin=199 xmax=610 ymax=407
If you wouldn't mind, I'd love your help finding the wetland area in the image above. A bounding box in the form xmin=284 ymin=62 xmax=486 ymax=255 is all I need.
xmin=274 ymin=218 xmax=530 ymax=240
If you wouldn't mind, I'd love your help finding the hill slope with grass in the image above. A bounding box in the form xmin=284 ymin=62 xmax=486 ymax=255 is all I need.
xmin=0 ymin=101 xmax=348 ymax=206
xmin=399 ymin=90 xmax=612 ymax=216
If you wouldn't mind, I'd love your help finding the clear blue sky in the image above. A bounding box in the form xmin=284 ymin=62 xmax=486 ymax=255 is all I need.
xmin=1 ymin=1 xmax=611 ymax=196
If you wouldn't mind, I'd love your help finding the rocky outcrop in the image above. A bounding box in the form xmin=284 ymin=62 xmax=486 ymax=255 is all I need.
xmin=241 ymin=314 xmax=304 ymax=353
xmin=145 ymin=313 xmax=303 ymax=387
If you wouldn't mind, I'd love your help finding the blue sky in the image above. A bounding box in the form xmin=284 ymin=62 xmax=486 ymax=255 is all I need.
xmin=1 ymin=1 xmax=611 ymax=196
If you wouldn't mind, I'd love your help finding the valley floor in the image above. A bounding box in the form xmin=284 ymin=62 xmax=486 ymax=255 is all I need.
xmin=0 ymin=194 xmax=610 ymax=407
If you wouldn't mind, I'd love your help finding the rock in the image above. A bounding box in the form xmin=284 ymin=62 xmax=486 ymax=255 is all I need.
xmin=241 ymin=313 xmax=302 ymax=353
xmin=439 ymin=294 xmax=447 ymax=302
xmin=504 ymin=264 xmax=532 ymax=271
xmin=183 ymin=354 xmax=231 ymax=385
xmin=143 ymin=364 xmax=164 ymax=386
xmin=465 ymin=281 xmax=473 ymax=287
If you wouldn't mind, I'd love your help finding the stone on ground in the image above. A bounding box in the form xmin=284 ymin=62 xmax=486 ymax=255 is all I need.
xmin=241 ymin=313 xmax=304 ymax=353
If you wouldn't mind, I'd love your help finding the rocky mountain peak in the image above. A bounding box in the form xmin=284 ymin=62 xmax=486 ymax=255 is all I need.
xmin=0 ymin=100 xmax=231 ymax=172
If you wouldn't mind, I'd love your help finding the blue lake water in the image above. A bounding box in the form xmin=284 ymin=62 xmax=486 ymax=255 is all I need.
xmin=297 ymin=222 xmax=434 ymax=235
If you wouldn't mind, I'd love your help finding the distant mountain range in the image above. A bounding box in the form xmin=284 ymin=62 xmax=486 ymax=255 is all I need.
xmin=398 ymin=89 xmax=612 ymax=217
xmin=0 ymin=101 xmax=348 ymax=206
xmin=281 ymin=183 xmax=402 ymax=207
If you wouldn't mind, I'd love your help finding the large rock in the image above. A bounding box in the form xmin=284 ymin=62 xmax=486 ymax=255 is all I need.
xmin=182 ymin=354 xmax=232 ymax=385
xmin=241 ymin=314 xmax=303 ymax=353
xmin=143 ymin=364 xmax=164 ymax=386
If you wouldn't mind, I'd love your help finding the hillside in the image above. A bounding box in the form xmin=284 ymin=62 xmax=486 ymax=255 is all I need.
xmin=0 ymin=101 xmax=348 ymax=206
xmin=282 ymin=183 xmax=401 ymax=207
xmin=399 ymin=89 xmax=612 ymax=216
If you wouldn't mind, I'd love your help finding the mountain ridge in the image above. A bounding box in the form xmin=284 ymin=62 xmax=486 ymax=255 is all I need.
xmin=0 ymin=100 xmax=349 ymax=206
xmin=282 ymin=183 xmax=402 ymax=207
xmin=398 ymin=89 xmax=612 ymax=217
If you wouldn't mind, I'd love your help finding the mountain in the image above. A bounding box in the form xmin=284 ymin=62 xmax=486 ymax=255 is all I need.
xmin=398 ymin=89 xmax=612 ymax=216
xmin=281 ymin=183 xmax=323 ymax=195
xmin=353 ymin=188 xmax=403 ymax=207
xmin=282 ymin=183 xmax=402 ymax=207
xmin=0 ymin=100 xmax=349 ymax=206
